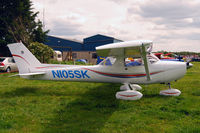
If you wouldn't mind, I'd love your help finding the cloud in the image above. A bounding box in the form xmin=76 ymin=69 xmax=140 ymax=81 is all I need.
xmin=32 ymin=0 xmax=200 ymax=52
xmin=175 ymin=33 xmax=200 ymax=41
xmin=128 ymin=0 xmax=200 ymax=28
xmin=107 ymin=0 xmax=128 ymax=4
xmin=185 ymin=33 xmax=200 ymax=40
xmin=50 ymin=21 xmax=83 ymax=36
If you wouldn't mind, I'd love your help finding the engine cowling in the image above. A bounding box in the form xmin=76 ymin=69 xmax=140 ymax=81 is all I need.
xmin=116 ymin=90 xmax=143 ymax=100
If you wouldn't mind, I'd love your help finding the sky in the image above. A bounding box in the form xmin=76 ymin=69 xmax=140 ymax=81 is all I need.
xmin=32 ymin=0 xmax=200 ymax=52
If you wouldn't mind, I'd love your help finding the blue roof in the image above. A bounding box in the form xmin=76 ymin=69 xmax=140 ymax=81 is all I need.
xmin=84 ymin=34 xmax=114 ymax=43
xmin=45 ymin=34 xmax=123 ymax=51
xmin=83 ymin=34 xmax=121 ymax=51
xmin=45 ymin=36 xmax=83 ymax=51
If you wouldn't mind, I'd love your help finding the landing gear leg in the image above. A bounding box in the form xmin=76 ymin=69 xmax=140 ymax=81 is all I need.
xmin=120 ymin=84 xmax=131 ymax=91
xmin=116 ymin=84 xmax=143 ymax=100
xmin=160 ymin=83 xmax=181 ymax=96
xmin=120 ymin=84 xmax=142 ymax=91
xmin=168 ymin=83 xmax=171 ymax=89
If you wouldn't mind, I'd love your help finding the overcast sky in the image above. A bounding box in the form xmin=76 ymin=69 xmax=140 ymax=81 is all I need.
xmin=32 ymin=0 xmax=200 ymax=52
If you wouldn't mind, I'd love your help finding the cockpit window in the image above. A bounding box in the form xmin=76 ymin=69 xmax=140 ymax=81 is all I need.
xmin=99 ymin=53 xmax=159 ymax=67
xmin=99 ymin=57 xmax=116 ymax=66
xmin=125 ymin=57 xmax=143 ymax=67
xmin=125 ymin=53 xmax=159 ymax=67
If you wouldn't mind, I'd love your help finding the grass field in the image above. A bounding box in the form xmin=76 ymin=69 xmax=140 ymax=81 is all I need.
xmin=0 ymin=62 xmax=200 ymax=133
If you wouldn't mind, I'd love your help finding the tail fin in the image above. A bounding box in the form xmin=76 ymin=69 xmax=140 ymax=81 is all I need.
xmin=7 ymin=42 xmax=41 ymax=74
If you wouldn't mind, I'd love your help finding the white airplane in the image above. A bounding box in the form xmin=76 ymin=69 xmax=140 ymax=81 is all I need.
xmin=7 ymin=41 xmax=192 ymax=100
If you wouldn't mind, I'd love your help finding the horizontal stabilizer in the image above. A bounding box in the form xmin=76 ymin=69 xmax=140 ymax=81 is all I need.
xmin=19 ymin=72 xmax=46 ymax=76
xmin=9 ymin=72 xmax=46 ymax=77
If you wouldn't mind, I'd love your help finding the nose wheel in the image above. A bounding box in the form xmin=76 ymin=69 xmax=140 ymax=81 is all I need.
xmin=160 ymin=83 xmax=181 ymax=96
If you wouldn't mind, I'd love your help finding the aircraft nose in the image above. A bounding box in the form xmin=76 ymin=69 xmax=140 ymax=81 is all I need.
xmin=160 ymin=61 xmax=186 ymax=82
xmin=186 ymin=62 xmax=193 ymax=69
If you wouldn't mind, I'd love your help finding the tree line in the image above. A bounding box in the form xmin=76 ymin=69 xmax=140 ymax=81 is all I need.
xmin=156 ymin=50 xmax=200 ymax=57
xmin=0 ymin=0 xmax=53 ymax=62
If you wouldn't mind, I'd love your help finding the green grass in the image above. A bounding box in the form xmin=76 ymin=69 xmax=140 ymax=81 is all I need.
xmin=0 ymin=62 xmax=200 ymax=133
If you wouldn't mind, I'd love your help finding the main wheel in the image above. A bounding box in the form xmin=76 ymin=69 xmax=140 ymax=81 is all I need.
xmin=116 ymin=90 xmax=143 ymax=100
xmin=6 ymin=67 xmax=11 ymax=73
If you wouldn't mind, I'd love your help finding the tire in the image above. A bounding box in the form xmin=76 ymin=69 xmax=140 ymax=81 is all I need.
xmin=6 ymin=67 xmax=11 ymax=73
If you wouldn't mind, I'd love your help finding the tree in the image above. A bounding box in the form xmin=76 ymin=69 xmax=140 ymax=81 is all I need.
xmin=28 ymin=42 xmax=54 ymax=63
xmin=0 ymin=0 xmax=48 ymax=47
xmin=32 ymin=21 xmax=49 ymax=43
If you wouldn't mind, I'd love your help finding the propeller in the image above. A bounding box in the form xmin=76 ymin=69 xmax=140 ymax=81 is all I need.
xmin=186 ymin=61 xmax=193 ymax=69
xmin=186 ymin=58 xmax=193 ymax=69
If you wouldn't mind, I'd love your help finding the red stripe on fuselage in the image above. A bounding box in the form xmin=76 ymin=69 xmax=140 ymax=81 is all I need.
xmin=83 ymin=68 xmax=163 ymax=78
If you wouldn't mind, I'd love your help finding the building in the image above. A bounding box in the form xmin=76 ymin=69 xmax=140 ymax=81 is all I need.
xmin=0 ymin=34 xmax=122 ymax=64
xmin=45 ymin=34 xmax=123 ymax=64
xmin=45 ymin=36 xmax=83 ymax=61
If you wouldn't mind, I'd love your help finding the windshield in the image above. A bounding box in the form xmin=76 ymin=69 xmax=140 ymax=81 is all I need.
xmin=148 ymin=53 xmax=159 ymax=64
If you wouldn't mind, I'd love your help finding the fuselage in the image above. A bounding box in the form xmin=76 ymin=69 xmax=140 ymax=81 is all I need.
xmin=8 ymin=42 xmax=187 ymax=85
xmin=24 ymin=60 xmax=187 ymax=84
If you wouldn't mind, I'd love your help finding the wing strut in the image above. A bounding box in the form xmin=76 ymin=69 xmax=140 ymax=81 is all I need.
xmin=141 ymin=44 xmax=151 ymax=81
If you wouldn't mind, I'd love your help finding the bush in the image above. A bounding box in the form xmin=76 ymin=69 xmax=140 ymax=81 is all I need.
xmin=28 ymin=42 xmax=54 ymax=63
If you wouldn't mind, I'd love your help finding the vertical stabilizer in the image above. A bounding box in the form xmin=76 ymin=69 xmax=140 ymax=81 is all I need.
xmin=7 ymin=43 xmax=41 ymax=74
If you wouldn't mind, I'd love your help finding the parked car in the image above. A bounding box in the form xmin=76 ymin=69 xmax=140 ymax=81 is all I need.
xmin=0 ymin=57 xmax=18 ymax=72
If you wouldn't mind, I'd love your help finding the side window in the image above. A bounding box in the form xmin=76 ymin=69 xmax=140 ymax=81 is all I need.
xmin=99 ymin=57 xmax=116 ymax=66
xmin=11 ymin=59 xmax=15 ymax=63
xmin=0 ymin=58 xmax=5 ymax=62
xmin=8 ymin=58 xmax=12 ymax=63
xmin=125 ymin=57 xmax=143 ymax=67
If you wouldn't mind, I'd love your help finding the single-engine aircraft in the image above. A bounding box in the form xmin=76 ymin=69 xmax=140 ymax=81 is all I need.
xmin=8 ymin=41 xmax=192 ymax=100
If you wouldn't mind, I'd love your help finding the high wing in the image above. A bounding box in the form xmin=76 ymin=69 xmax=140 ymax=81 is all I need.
xmin=96 ymin=40 xmax=153 ymax=81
